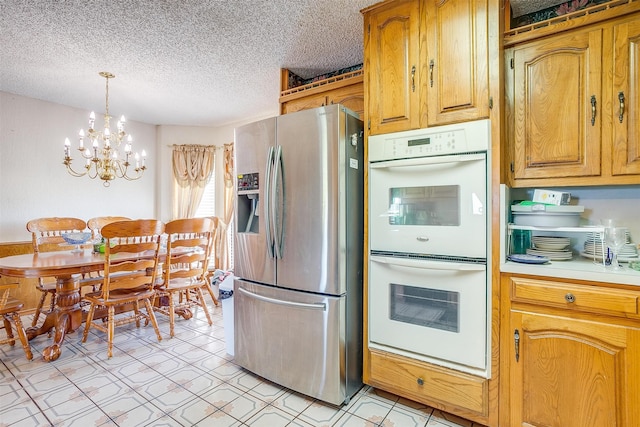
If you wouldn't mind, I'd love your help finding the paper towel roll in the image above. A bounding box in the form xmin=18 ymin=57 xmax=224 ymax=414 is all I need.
xmin=510 ymin=0 xmax=568 ymax=17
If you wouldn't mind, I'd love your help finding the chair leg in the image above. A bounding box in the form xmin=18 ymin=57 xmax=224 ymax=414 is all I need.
xmin=32 ymin=290 xmax=47 ymax=327
xmin=134 ymin=301 xmax=141 ymax=328
xmin=107 ymin=306 xmax=115 ymax=358
xmin=82 ymin=303 xmax=96 ymax=343
xmin=168 ymin=292 xmax=176 ymax=338
xmin=196 ymin=287 xmax=213 ymax=326
xmin=11 ymin=313 xmax=33 ymax=360
xmin=3 ymin=316 xmax=15 ymax=345
xmin=144 ymin=299 xmax=162 ymax=343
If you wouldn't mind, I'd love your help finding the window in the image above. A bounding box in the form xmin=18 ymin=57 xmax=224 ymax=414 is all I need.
xmin=194 ymin=176 xmax=216 ymax=218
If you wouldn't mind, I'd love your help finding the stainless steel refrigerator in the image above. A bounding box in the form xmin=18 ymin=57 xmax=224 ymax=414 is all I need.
xmin=233 ymin=104 xmax=364 ymax=406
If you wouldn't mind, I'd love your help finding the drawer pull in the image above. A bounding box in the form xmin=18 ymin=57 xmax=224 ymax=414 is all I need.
xmin=417 ymin=378 xmax=424 ymax=386
xmin=565 ymin=293 xmax=576 ymax=303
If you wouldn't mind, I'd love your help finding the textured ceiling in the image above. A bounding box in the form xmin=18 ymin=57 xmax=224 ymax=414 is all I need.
xmin=0 ymin=0 xmax=375 ymax=127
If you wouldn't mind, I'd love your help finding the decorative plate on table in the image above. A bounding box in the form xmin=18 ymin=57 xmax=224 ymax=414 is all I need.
xmin=508 ymin=254 xmax=550 ymax=264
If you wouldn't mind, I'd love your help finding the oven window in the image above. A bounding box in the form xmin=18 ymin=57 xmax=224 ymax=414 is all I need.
xmin=389 ymin=283 xmax=459 ymax=333
xmin=388 ymin=185 xmax=460 ymax=226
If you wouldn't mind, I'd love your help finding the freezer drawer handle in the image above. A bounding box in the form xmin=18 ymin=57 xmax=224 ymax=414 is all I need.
xmin=238 ymin=287 xmax=327 ymax=311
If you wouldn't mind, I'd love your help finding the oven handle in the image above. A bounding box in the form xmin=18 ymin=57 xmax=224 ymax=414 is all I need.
xmin=370 ymin=255 xmax=485 ymax=271
xmin=369 ymin=153 xmax=485 ymax=169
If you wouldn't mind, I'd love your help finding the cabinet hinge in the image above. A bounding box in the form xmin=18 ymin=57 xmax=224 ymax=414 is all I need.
xmin=368 ymin=24 xmax=370 ymax=35
xmin=510 ymin=58 xmax=514 ymax=69
xmin=489 ymin=96 xmax=493 ymax=109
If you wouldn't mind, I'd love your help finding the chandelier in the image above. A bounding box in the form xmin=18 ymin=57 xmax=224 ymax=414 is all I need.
xmin=63 ymin=71 xmax=146 ymax=187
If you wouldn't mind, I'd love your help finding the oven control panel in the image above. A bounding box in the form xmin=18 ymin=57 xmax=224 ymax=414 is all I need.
xmin=368 ymin=119 xmax=490 ymax=162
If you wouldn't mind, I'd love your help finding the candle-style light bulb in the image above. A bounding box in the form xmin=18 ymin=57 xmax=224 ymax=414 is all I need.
xmin=141 ymin=150 xmax=147 ymax=167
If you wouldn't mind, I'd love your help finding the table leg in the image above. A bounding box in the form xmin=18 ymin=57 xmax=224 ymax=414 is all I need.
xmin=26 ymin=274 xmax=82 ymax=361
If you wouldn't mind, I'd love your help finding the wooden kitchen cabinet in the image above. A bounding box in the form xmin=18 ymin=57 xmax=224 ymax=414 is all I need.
xmin=363 ymin=0 xmax=420 ymax=135
xmin=279 ymin=69 xmax=364 ymax=119
xmin=363 ymin=0 xmax=489 ymax=135
xmin=281 ymin=81 xmax=364 ymax=118
xmin=611 ymin=18 xmax=640 ymax=176
xmin=422 ymin=0 xmax=489 ymax=127
xmin=505 ymin=12 xmax=640 ymax=187
xmin=500 ymin=275 xmax=640 ymax=427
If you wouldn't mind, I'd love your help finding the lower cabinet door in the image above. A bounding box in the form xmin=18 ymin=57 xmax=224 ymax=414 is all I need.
xmin=509 ymin=310 xmax=640 ymax=427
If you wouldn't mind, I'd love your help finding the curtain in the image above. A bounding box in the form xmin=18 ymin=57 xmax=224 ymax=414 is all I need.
xmin=218 ymin=142 xmax=235 ymax=270
xmin=171 ymin=145 xmax=216 ymax=219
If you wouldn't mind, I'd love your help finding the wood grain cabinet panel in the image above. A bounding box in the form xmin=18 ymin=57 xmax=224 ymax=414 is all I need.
xmin=423 ymin=0 xmax=489 ymax=127
xmin=282 ymin=93 xmax=328 ymax=115
xmin=364 ymin=0 xmax=489 ymax=135
xmin=327 ymin=84 xmax=364 ymax=118
xmin=509 ymin=29 xmax=603 ymax=181
xmin=365 ymin=0 xmax=420 ymax=135
xmin=612 ymin=19 xmax=640 ymax=175
xmin=506 ymin=12 xmax=640 ymax=186
xmin=501 ymin=275 xmax=640 ymax=427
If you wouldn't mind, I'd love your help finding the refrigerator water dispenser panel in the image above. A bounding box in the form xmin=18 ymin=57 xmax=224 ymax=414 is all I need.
xmin=237 ymin=173 xmax=259 ymax=233
xmin=237 ymin=173 xmax=259 ymax=192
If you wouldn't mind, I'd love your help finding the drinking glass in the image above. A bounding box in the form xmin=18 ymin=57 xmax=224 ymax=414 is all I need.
xmin=605 ymin=227 xmax=627 ymax=270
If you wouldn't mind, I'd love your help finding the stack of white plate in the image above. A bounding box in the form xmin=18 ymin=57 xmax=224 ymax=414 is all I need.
xmin=526 ymin=236 xmax=572 ymax=260
xmin=580 ymin=232 xmax=638 ymax=261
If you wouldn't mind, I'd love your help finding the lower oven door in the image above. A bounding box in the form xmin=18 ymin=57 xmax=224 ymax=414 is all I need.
xmin=369 ymin=255 xmax=487 ymax=374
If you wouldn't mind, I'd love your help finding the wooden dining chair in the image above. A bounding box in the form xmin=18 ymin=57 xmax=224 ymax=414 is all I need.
xmin=82 ymin=219 xmax=164 ymax=358
xmin=0 ymin=282 xmax=33 ymax=360
xmin=87 ymin=216 xmax=132 ymax=240
xmin=154 ymin=217 xmax=216 ymax=337
xmin=26 ymin=217 xmax=87 ymax=327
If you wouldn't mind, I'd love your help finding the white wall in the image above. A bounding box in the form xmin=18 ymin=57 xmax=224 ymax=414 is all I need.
xmin=0 ymin=92 xmax=156 ymax=242
xmin=0 ymin=91 xmax=278 ymax=243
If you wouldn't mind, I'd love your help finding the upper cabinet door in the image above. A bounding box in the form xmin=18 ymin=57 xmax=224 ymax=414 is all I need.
xmin=612 ymin=19 xmax=640 ymax=175
xmin=365 ymin=0 xmax=420 ymax=135
xmin=511 ymin=29 xmax=603 ymax=180
xmin=424 ymin=0 xmax=489 ymax=127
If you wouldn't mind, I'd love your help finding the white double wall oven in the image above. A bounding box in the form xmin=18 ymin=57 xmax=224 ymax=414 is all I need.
xmin=368 ymin=119 xmax=492 ymax=377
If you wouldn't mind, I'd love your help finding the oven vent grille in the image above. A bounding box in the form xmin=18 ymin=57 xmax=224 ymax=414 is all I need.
xmin=370 ymin=250 xmax=486 ymax=264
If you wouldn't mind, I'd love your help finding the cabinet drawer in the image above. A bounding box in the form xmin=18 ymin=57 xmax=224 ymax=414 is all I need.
xmin=511 ymin=277 xmax=639 ymax=317
xmin=369 ymin=350 xmax=487 ymax=415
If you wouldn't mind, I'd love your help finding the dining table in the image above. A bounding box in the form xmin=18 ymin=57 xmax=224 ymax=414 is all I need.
xmin=0 ymin=248 xmax=161 ymax=361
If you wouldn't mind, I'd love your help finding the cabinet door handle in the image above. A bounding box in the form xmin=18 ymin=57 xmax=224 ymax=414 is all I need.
xmin=417 ymin=377 xmax=424 ymax=386
xmin=590 ymin=95 xmax=597 ymax=126
xmin=565 ymin=293 xmax=576 ymax=303
xmin=618 ymin=91 xmax=625 ymax=123
xmin=514 ymin=329 xmax=520 ymax=362
xmin=411 ymin=65 xmax=416 ymax=92
xmin=429 ymin=60 xmax=434 ymax=87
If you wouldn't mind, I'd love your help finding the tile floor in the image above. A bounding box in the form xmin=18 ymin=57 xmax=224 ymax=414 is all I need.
xmin=0 ymin=295 xmax=484 ymax=427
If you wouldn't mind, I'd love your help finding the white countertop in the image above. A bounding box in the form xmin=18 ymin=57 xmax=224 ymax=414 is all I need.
xmin=500 ymin=257 xmax=640 ymax=287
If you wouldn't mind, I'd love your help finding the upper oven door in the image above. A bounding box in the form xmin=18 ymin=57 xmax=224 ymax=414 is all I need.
xmin=369 ymin=152 xmax=487 ymax=258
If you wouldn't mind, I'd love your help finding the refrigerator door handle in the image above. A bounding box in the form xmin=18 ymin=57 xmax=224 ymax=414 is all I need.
xmin=272 ymin=144 xmax=284 ymax=259
xmin=238 ymin=287 xmax=327 ymax=311
xmin=265 ymin=146 xmax=275 ymax=258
